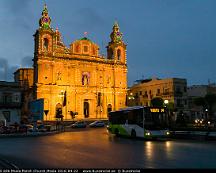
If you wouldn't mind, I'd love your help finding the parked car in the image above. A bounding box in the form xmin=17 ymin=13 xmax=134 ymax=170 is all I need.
xmin=0 ymin=126 xmax=11 ymax=134
xmin=89 ymin=121 xmax=105 ymax=127
xmin=19 ymin=124 xmax=37 ymax=133
xmin=18 ymin=124 xmax=28 ymax=133
xmin=37 ymin=124 xmax=47 ymax=132
xmin=8 ymin=126 xmax=17 ymax=133
xmin=44 ymin=125 xmax=52 ymax=131
xmin=71 ymin=121 xmax=87 ymax=128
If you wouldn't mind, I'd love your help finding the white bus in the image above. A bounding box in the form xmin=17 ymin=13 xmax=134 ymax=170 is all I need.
xmin=108 ymin=106 xmax=170 ymax=139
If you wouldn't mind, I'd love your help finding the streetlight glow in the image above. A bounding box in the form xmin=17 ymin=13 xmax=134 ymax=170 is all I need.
xmin=164 ymin=100 xmax=169 ymax=104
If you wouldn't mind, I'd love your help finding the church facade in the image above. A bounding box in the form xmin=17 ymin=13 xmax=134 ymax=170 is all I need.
xmin=33 ymin=5 xmax=128 ymax=121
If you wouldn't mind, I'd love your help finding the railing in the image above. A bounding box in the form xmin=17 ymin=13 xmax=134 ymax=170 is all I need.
xmin=162 ymin=92 xmax=174 ymax=96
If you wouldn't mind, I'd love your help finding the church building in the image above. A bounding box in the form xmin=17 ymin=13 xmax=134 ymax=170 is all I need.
xmin=33 ymin=5 xmax=128 ymax=120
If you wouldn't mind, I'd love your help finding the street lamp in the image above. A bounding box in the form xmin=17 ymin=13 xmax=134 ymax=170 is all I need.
xmin=164 ymin=100 xmax=169 ymax=105
xmin=164 ymin=100 xmax=170 ymax=127
xmin=205 ymin=109 xmax=208 ymax=121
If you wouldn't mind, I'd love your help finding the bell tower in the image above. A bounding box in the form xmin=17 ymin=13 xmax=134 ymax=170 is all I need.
xmin=33 ymin=4 xmax=55 ymax=88
xmin=39 ymin=4 xmax=51 ymax=29
xmin=107 ymin=21 xmax=127 ymax=64
xmin=34 ymin=4 xmax=54 ymax=56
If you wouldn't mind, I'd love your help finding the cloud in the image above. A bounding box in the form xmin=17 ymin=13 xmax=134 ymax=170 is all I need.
xmin=2 ymin=0 xmax=31 ymax=14
xmin=1 ymin=0 xmax=33 ymax=31
xmin=0 ymin=58 xmax=8 ymax=81
xmin=0 ymin=57 xmax=19 ymax=81
xmin=68 ymin=8 xmax=105 ymax=31
xmin=7 ymin=65 xmax=19 ymax=82
xmin=21 ymin=56 xmax=33 ymax=68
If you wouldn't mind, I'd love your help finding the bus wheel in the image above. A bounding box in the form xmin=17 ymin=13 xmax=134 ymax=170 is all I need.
xmin=131 ymin=130 xmax=136 ymax=138
xmin=115 ymin=129 xmax=119 ymax=136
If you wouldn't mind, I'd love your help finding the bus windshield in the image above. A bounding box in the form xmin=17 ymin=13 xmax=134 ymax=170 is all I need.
xmin=144 ymin=107 xmax=168 ymax=130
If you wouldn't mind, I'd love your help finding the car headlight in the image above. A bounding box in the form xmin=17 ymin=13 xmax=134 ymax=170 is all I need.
xmin=166 ymin=131 xmax=170 ymax=135
xmin=145 ymin=132 xmax=151 ymax=136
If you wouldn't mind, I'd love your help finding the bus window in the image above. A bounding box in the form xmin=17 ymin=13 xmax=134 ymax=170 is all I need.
xmin=128 ymin=111 xmax=136 ymax=124
xmin=109 ymin=111 xmax=127 ymax=124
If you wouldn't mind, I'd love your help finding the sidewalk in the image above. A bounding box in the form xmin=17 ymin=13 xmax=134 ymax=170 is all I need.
xmin=0 ymin=131 xmax=61 ymax=138
xmin=170 ymin=130 xmax=216 ymax=140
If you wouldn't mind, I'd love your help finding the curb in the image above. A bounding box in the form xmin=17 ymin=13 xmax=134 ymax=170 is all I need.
xmin=0 ymin=131 xmax=62 ymax=138
xmin=170 ymin=131 xmax=216 ymax=140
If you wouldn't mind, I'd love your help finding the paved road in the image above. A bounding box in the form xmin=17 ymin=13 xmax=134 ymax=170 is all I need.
xmin=0 ymin=128 xmax=216 ymax=168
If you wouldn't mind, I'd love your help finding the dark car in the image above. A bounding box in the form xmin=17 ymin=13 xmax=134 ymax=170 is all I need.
xmin=71 ymin=121 xmax=87 ymax=128
xmin=89 ymin=121 xmax=105 ymax=127
xmin=0 ymin=126 xmax=11 ymax=134
xmin=19 ymin=124 xmax=37 ymax=133
xmin=37 ymin=124 xmax=47 ymax=132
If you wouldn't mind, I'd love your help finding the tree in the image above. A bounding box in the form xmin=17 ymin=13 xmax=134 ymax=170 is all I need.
xmin=193 ymin=94 xmax=216 ymax=121
xmin=167 ymin=102 xmax=175 ymax=112
xmin=193 ymin=97 xmax=207 ymax=108
xmin=151 ymin=97 xmax=164 ymax=107
xmin=165 ymin=102 xmax=175 ymax=127
xmin=205 ymin=94 xmax=216 ymax=120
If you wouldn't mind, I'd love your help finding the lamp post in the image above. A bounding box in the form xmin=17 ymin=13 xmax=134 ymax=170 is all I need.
xmin=205 ymin=109 xmax=208 ymax=121
xmin=58 ymin=90 xmax=65 ymax=131
xmin=164 ymin=100 xmax=170 ymax=127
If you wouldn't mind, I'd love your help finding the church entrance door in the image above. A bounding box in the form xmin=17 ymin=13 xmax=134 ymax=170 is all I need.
xmin=56 ymin=103 xmax=63 ymax=120
xmin=84 ymin=101 xmax=89 ymax=118
xmin=107 ymin=104 xmax=112 ymax=115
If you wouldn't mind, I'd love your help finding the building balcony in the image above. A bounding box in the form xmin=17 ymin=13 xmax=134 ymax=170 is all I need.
xmin=162 ymin=92 xmax=174 ymax=96
xmin=0 ymin=102 xmax=22 ymax=108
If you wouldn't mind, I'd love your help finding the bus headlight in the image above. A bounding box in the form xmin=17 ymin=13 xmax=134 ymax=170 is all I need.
xmin=145 ymin=132 xmax=151 ymax=136
xmin=166 ymin=131 xmax=170 ymax=135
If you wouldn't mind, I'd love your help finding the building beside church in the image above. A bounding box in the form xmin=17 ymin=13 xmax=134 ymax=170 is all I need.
xmin=14 ymin=68 xmax=34 ymax=122
xmin=32 ymin=5 xmax=127 ymax=121
xmin=128 ymin=78 xmax=188 ymax=121
xmin=187 ymin=84 xmax=216 ymax=120
xmin=0 ymin=81 xmax=22 ymax=126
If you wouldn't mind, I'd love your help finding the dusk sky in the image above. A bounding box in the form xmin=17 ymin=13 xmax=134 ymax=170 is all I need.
xmin=0 ymin=0 xmax=215 ymax=86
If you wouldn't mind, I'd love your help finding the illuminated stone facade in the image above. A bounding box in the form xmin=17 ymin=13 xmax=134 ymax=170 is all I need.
xmin=33 ymin=5 xmax=127 ymax=121
xmin=14 ymin=68 xmax=34 ymax=89
xmin=14 ymin=68 xmax=34 ymax=122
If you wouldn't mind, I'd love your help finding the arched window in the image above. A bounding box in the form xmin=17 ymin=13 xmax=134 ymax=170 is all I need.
xmin=44 ymin=38 xmax=49 ymax=51
xmin=107 ymin=104 xmax=112 ymax=114
xmin=84 ymin=46 xmax=88 ymax=52
xmin=109 ymin=49 xmax=113 ymax=59
xmin=117 ymin=49 xmax=121 ymax=60
xmin=82 ymin=72 xmax=90 ymax=85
